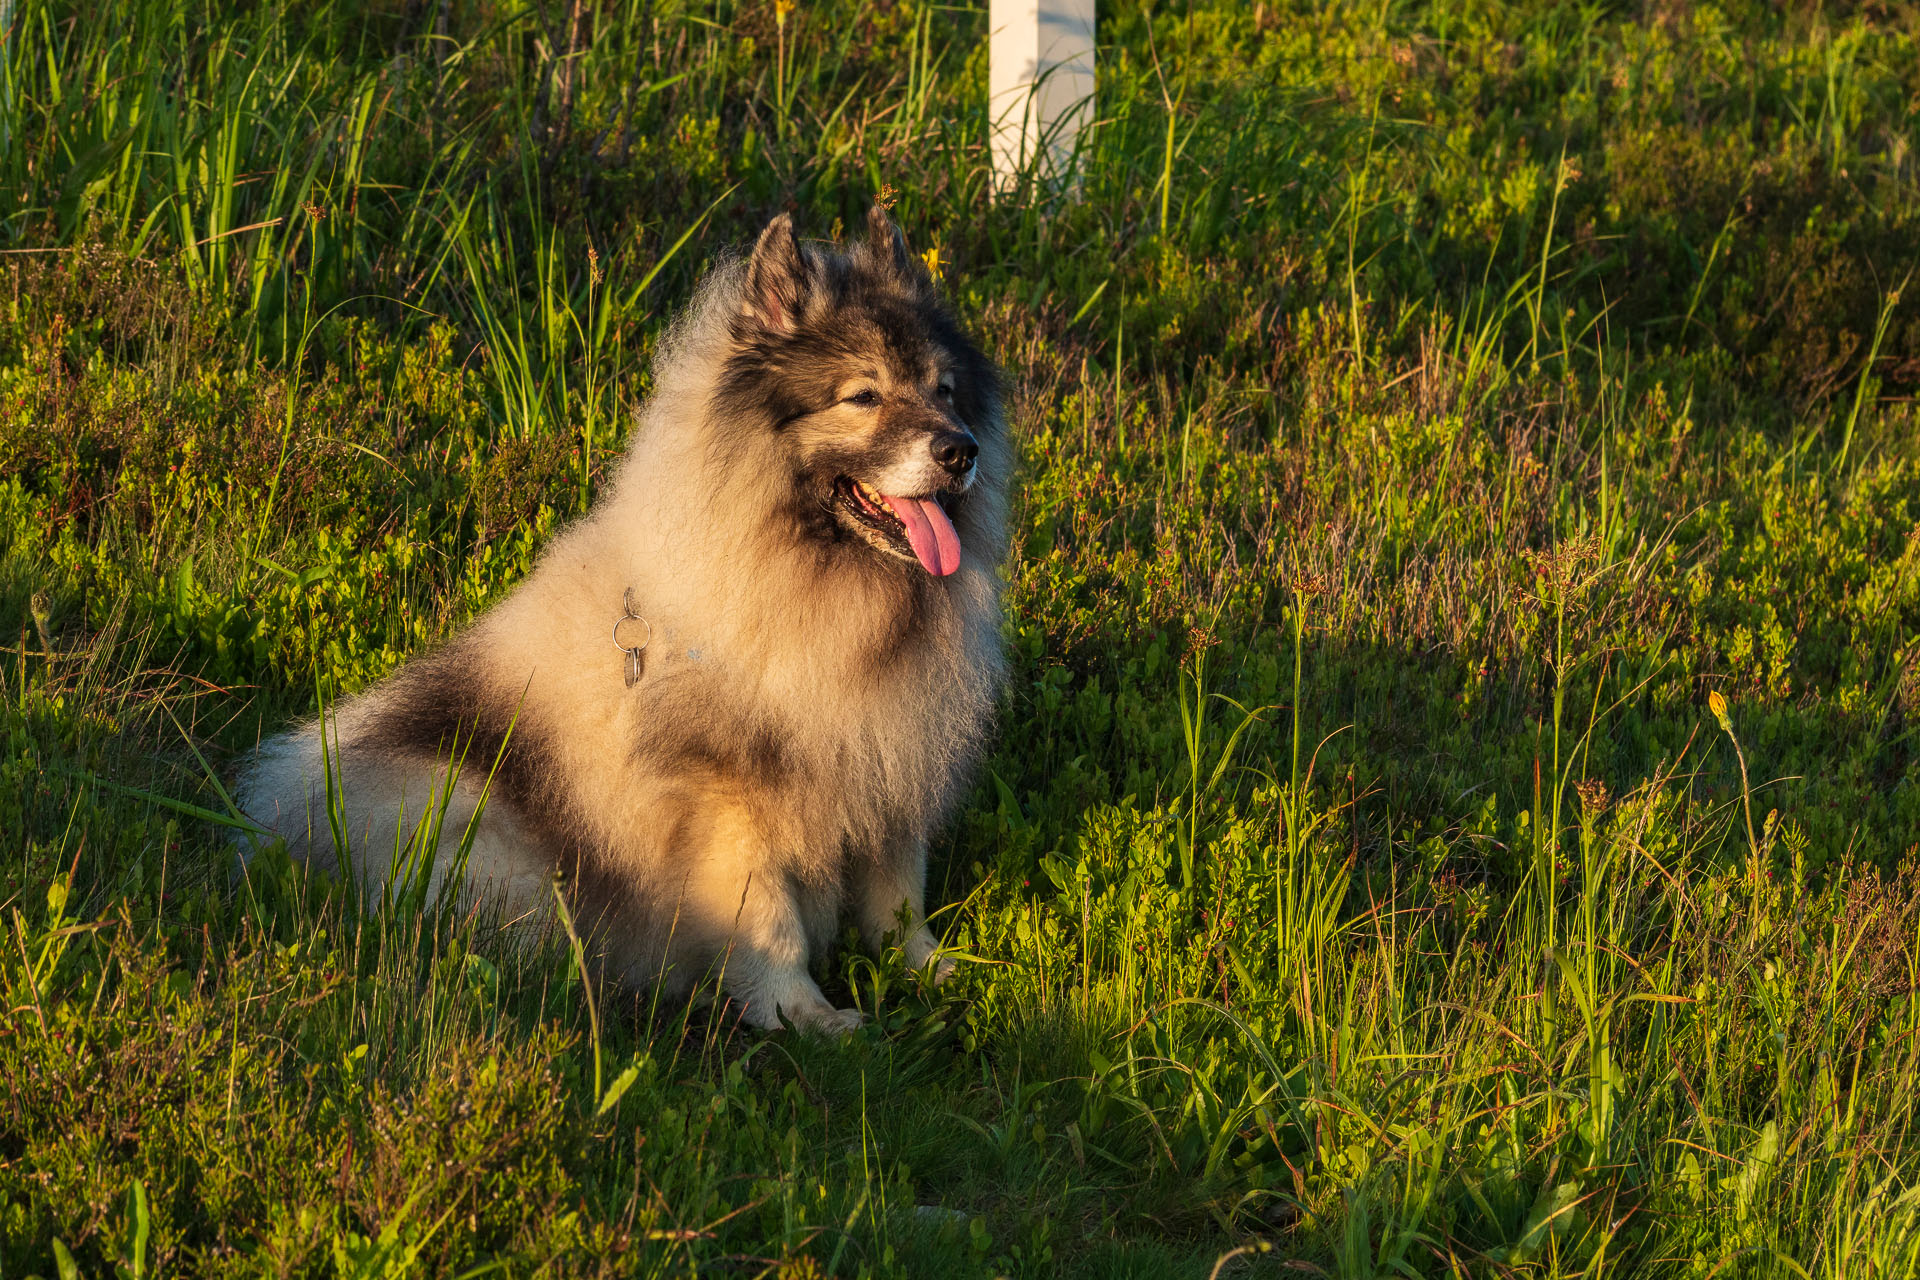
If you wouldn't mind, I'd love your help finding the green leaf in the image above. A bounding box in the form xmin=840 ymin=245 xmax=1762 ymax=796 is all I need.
xmin=174 ymin=554 xmax=195 ymax=621
xmin=989 ymin=769 xmax=1027 ymax=830
xmin=597 ymin=1064 xmax=640 ymax=1117
xmin=119 ymin=1178 xmax=149 ymax=1280
xmin=1503 ymin=1180 xmax=1584 ymax=1264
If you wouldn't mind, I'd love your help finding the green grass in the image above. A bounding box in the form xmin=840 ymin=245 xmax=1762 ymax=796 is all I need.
xmin=4 ymin=0 xmax=1920 ymax=1274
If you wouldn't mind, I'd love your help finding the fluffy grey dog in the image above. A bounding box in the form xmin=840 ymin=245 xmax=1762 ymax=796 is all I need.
xmin=238 ymin=206 xmax=1009 ymax=1033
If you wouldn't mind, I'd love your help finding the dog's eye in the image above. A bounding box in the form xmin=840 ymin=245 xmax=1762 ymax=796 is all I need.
xmin=846 ymin=389 xmax=881 ymax=407
xmin=936 ymin=381 xmax=956 ymax=402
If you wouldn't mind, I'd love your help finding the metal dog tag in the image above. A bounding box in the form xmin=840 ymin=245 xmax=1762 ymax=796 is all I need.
xmin=612 ymin=588 xmax=651 ymax=688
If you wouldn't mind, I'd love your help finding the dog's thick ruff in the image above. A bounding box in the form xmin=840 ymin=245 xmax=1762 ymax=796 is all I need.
xmin=238 ymin=208 xmax=1009 ymax=1034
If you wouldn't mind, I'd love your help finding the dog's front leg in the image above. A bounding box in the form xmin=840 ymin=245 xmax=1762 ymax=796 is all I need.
xmin=854 ymin=841 xmax=953 ymax=982
xmin=677 ymin=808 xmax=864 ymax=1035
xmin=718 ymin=872 xmax=865 ymax=1035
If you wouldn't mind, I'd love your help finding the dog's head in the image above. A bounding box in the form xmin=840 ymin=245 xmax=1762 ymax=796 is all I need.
xmin=713 ymin=207 xmax=1003 ymax=578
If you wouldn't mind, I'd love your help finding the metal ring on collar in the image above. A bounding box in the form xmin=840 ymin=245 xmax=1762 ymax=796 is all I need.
xmin=612 ymin=589 xmax=651 ymax=655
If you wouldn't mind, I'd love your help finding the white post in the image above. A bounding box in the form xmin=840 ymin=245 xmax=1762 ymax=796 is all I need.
xmin=989 ymin=0 xmax=1095 ymax=191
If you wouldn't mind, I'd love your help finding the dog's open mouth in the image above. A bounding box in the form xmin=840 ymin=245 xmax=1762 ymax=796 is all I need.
xmin=834 ymin=476 xmax=962 ymax=576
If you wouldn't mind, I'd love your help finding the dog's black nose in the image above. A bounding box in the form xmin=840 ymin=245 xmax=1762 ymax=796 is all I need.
xmin=931 ymin=430 xmax=978 ymax=475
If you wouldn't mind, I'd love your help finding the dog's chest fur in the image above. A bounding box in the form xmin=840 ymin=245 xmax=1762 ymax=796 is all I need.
xmin=421 ymin=504 xmax=1001 ymax=885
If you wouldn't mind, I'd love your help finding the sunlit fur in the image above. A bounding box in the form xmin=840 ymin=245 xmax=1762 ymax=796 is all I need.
xmin=238 ymin=208 xmax=1009 ymax=1034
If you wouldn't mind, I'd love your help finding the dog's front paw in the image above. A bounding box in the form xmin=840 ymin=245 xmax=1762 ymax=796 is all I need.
xmin=789 ymin=1004 xmax=867 ymax=1037
xmin=903 ymin=929 xmax=955 ymax=984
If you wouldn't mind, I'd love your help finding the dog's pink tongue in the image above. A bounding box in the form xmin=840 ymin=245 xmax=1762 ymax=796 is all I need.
xmin=882 ymin=495 xmax=961 ymax=576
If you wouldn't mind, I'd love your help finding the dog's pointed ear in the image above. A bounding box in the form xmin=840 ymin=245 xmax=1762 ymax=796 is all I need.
xmin=865 ymin=204 xmax=918 ymax=279
xmin=744 ymin=213 xmax=809 ymax=334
